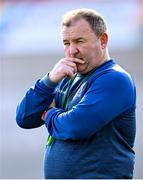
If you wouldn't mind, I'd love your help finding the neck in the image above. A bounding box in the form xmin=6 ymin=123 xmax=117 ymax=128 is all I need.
xmin=101 ymin=50 xmax=110 ymax=65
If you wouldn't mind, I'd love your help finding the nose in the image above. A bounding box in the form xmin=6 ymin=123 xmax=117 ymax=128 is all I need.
xmin=68 ymin=44 xmax=79 ymax=57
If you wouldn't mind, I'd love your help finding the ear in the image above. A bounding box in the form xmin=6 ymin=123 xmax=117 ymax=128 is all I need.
xmin=100 ymin=33 xmax=108 ymax=49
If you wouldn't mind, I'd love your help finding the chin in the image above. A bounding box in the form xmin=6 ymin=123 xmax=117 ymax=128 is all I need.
xmin=77 ymin=68 xmax=89 ymax=74
xmin=77 ymin=65 xmax=94 ymax=74
xmin=77 ymin=64 xmax=88 ymax=74
xmin=77 ymin=68 xmax=86 ymax=74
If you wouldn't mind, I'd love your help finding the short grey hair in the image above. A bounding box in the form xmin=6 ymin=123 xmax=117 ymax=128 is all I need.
xmin=62 ymin=8 xmax=107 ymax=37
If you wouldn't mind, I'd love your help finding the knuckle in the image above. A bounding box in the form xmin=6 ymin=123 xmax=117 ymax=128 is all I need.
xmin=60 ymin=59 xmax=65 ymax=63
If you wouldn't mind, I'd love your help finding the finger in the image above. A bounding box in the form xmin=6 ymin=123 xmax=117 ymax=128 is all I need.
xmin=66 ymin=57 xmax=85 ymax=64
xmin=66 ymin=61 xmax=77 ymax=74
xmin=65 ymin=60 xmax=77 ymax=70
xmin=74 ymin=65 xmax=77 ymax=74
xmin=66 ymin=67 xmax=75 ymax=78
xmin=60 ymin=59 xmax=77 ymax=73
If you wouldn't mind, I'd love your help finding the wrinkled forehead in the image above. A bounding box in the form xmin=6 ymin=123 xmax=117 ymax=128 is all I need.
xmin=61 ymin=19 xmax=96 ymax=40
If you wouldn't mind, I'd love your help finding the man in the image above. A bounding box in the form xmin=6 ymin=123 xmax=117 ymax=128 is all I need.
xmin=16 ymin=9 xmax=136 ymax=179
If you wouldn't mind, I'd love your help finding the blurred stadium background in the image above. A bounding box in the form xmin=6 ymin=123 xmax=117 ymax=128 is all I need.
xmin=0 ymin=0 xmax=143 ymax=178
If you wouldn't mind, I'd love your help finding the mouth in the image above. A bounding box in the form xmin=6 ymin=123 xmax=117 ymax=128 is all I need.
xmin=73 ymin=55 xmax=83 ymax=60
xmin=73 ymin=55 xmax=85 ymax=64
xmin=77 ymin=57 xmax=85 ymax=62
xmin=77 ymin=57 xmax=83 ymax=60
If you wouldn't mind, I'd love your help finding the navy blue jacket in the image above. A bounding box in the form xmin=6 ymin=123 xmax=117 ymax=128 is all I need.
xmin=16 ymin=59 xmax=136 ymax=179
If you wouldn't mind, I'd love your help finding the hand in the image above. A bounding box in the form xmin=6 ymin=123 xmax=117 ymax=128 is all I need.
xmin=49 ymin=57 xmax=85 ymax=83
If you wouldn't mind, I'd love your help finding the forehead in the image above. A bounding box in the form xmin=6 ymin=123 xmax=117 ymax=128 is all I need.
xmin=62 ymin=19 xmax=96 ymax=40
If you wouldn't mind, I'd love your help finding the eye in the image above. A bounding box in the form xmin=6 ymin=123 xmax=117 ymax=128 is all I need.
xmin=64 ymin=42 xmax=70 ymax=46
xmin=77 ymin=40 xmax=83 ymax=43
xmin=77 ymin=39 xmax=85 ymax=44
xmin=63 ymin=41 xmax=70 ymax=46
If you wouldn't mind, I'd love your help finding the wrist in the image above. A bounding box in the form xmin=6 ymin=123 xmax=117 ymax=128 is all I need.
xmin=49 ymin=72 xmax=61 ymax=83
xmin=41 ymin=74 xmax=59 ymax=88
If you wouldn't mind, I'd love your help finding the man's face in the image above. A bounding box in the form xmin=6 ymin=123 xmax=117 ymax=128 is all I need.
xmin=62 ymin=18 xmax=106 ymax=74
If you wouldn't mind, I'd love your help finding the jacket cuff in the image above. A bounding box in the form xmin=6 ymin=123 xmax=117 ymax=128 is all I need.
xmin=40 ymin=74 xmax=59 ymax=88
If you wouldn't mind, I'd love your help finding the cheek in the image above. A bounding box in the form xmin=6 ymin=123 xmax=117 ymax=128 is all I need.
xmin=89 ymin=45 xmax=102 ymax=58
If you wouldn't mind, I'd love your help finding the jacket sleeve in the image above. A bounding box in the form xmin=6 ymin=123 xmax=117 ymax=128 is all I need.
xmin=44 ymin=72 xmax=136 ymax=140
xmin=16 ymin=75 xmax=58 ymax=129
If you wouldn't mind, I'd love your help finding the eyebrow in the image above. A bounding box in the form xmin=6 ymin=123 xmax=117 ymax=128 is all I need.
xmin=63 ymin=37 xmax=85 ymax=42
